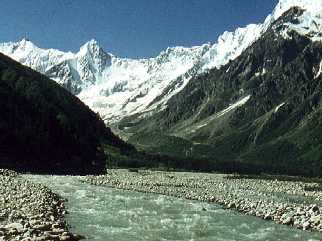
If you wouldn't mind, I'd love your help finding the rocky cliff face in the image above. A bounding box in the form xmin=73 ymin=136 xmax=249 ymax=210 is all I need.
xmin=0 ymin=0 xmax=302 ymax=123
xmin=0 ymin=0 xmax=321 ymax=175
xmin=121 ymin=6 xmax=322 ymax=176
xmin=1 ymin=2 xmax=321 ymax=125
xmin=0 ymin=39 xmax=211 ymax=122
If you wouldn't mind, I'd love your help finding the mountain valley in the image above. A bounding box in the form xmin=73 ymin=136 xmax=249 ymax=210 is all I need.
xmin=0 ymin=0 xmax=321 ymax=175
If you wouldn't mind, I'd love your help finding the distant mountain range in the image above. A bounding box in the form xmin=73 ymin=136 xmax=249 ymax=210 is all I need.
xmin=0 ymin=0 xmax=304 ymax=123
xmin=1 ymin=0 xmax=321 ymax=175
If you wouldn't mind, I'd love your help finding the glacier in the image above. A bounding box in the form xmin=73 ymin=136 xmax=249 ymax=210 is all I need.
xmin=0 ymin=0 xmax=321 ymax=123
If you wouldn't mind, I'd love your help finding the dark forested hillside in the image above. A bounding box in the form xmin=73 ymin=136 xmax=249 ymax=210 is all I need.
xmin=0 ymin=53 xmax=134 ymax=174
xmin=117 ymin=7 xmax=322 ymax=176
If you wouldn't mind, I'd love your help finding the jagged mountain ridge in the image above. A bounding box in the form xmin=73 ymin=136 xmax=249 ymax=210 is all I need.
xmin=1 ymin=0 xmax=317 ymax=123
xmin=121 ymin=5 xmax=322 ymax=176
xmin=0 ymin=0 xmax=320 ymax=175
xmin=0 ymin=39 xmax=211 ymax=122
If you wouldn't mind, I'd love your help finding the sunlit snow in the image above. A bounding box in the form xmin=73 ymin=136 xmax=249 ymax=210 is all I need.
xmin=275 ymin=102 xmax=286 ymax=113
xmin=189 ymin=95 xmax=251 ymax=134
xmin=216 ymin=95 xmax=251 ymax=118
xmin=0 ymin=0 xmax=321 ymax=123
xmin=314 ymin=61 xmax=322 ymax=79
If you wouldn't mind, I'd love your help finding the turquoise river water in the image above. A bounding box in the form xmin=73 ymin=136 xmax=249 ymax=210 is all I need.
xmin=26 ymin=175 xmax=322 ymax=241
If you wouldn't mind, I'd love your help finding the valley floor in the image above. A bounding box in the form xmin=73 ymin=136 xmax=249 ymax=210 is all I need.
xmin=83 ymin=169 xmax=322 ymax=233
xmin=2 ymin=168 xmax=322 ymax=240
xmin=0 ymin=169 xmax=83 ymax=241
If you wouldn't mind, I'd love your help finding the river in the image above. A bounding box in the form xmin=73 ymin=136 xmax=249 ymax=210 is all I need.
xmin=26 ymin=175 xmax=322 ymax=241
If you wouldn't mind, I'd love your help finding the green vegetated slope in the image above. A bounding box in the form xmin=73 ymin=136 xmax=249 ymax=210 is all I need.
xmin=118 ymin=8 xmax=322 ymax=176
xmin=0 ymin=53 xmax=134 ymax=174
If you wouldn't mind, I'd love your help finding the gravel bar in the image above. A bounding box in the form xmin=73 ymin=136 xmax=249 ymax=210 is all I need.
xmin=0 ymin=169 xmax=84 ymax=241
xmin=82 ymin=169 xmax=322 ymax=233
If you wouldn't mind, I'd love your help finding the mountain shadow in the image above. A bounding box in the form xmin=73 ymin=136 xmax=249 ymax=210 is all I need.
xmin=0 ymin=53 xmax=134 ymax=174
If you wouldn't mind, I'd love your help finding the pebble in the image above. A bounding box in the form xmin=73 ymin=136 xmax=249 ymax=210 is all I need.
xmin=82 ymin=169 xmax=322 ymax=233
xmin=0 ymin=169 xmax=83 ymax=241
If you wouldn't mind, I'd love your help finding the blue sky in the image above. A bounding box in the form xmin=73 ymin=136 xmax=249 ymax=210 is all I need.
xmin=0 ymin=0 xmax=278 ymax=58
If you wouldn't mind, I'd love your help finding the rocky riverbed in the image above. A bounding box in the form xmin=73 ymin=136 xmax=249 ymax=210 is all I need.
xmin=82 ymin=169 xmax=322 ymax=233
xmin=0 ymin=169 xmax=83 ymax=241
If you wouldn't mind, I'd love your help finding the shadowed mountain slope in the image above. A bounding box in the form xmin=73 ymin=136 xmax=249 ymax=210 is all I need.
xmin=0 ymin=53 xmax=134 ymax=174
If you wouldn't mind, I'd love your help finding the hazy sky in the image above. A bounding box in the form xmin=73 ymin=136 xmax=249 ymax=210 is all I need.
xmin=0 ymin=0 xmax=279 ymax=58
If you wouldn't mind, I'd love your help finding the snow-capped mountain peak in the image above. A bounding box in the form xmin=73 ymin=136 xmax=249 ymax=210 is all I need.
xmin=0 ymin=38 xmax=74 ymax=74
xmin=17 ymin=38 xmax=36 ymax=50
xmin=78 ymin=39 xmax=106 ymax=57
xmin=0 ymin=0 xmax=321 ymax=123
xmin=270 ymin=0 xmax=322 ymax=42
xmin=273 ymin=0 xmax=322 ymax=18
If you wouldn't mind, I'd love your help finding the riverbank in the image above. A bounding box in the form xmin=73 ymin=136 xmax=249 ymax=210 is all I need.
xmin=0 ymin=169 xmax=83 ymax=241
xmin=82 ymin=169 xmax=322 ymax=233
